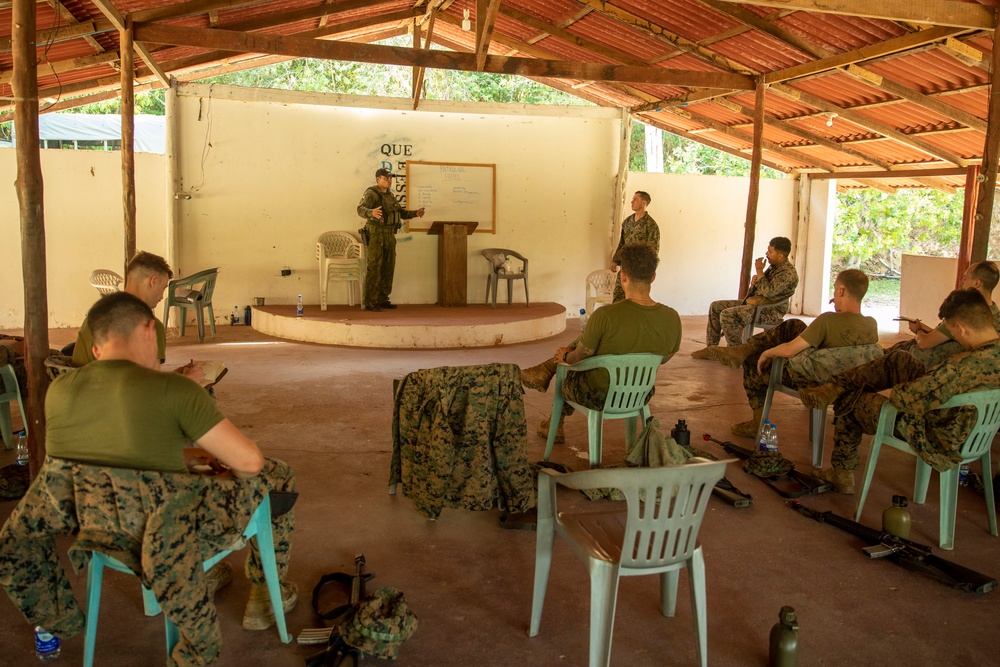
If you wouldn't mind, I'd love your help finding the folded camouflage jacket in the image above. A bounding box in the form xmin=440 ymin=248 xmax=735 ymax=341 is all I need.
xmin=0 ymin=456 xmax=265 ymax=665
xmin=390 ymin=363 xmax=535 ymax=519
xmin=785 ymin=343 xmax=884 ymax=385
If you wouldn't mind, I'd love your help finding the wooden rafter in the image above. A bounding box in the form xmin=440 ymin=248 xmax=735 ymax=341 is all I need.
xmin=43 ymin=0 xmax=106 ymax=54
xmin=710 ymin=0 xmax=994 ymax=30
xmin=699 ymin=0 xmax=829 ymax=59
xmin=132 ymin=22 xmax=756 ymax=88
xmin=770 ymin=83 xmax=970 ymax=167
xmin=413 ymin=10 xmax=437 ymax=110
xmin=90 ymin=0 xmax=169 ymax=85
xmin=810 ymin=167 xmax=966 ymax=179
xmin=475 ymin=0 xmax=502 ymax=71
xmin=0 ymin=51 xmax=119 ymax=86
xmin=131 ymin=0 xmax=272 ymax=23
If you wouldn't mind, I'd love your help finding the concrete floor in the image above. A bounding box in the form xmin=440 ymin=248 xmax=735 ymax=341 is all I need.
xmin=1 ymin=314 xmax=998 ymax=666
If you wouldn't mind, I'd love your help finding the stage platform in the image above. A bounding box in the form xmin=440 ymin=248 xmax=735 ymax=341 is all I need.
xmin=251 ymin=302 xmax=567 ymax=348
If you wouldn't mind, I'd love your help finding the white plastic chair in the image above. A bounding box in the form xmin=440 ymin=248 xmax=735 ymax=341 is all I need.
xmin=89 ymin=269 xmax=124 ymax=295
xmin=741 ymin=298 xmax=790 ymax=343
xmin=545 ymin=353 xmax=662 ymax=468
xmin=529 ymin=460 xmax=729 ymax=667
xmin=586 ymin=269 xmax=616 ymax=314
xmin=854 ymin=389 xmax=1000 ymax=550
xmin=317 ymin=231 xmax=365 ymax=310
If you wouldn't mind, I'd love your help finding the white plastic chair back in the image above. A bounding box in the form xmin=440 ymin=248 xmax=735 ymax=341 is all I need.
xmin=529 ymin=461 xmax=728 ymax=667
xmin=317 ymin=231 xmax=365 ymax=310
xmin=586 ymin=269 xmax=615 ymax=314
xmin=89 ymin=269 xmax=124 ymax=295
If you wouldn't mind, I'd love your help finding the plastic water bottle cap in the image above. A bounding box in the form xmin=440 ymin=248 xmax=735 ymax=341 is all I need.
xmin=579 ymin=308 xmax=586 ymax=315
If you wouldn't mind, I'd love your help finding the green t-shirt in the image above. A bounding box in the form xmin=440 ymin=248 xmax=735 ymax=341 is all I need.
xmin=934 ymin=302 xmax=1000 ymax=340
xmin=46 ymin=360 xmax=224 ymax=472
xmin=580 ymin=299 xmax=682 ymax=391
xmin=799 ymin=311 xmax=879 ymax=349
xmin=74 ymin=316 xmax=167 ymax=366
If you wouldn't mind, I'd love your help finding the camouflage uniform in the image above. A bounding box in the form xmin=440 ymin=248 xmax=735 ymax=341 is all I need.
xmin=357 ymin=186 xmax=420 ymax=308
xmin=706 ymin=261 xmax=799 ymax=346
xmin=740 ymin=319 xmax=881 ymax=410
xmin=611 ymin=213 xmax=659 ymax=302
xmin=882 ymin=302 xmax=1000 ymax=369
xmin=0 ymin=456 xmax=294 ymax=667
xmin=391 ymin=363 xmax=535 ymax=519
xmin=829 ymin=340 xmax=1000 ymax=472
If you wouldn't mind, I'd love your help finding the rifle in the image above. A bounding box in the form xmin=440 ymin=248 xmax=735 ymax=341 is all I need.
xmin=684 ymin=445 xmax=752 ymax=508
xmin=789 ymin=501 xmax=996 ymax=594
xmin=300 ymin=554 xmax=374 ymax=645
xmin=703 ymin=433 xmax=832 ymax=498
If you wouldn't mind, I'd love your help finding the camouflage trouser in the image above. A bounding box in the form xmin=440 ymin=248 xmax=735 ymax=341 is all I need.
xmin=364 ymin=225 xmax=396 ymax=307
xmin=705 ymin=300 xmax=755 ymax=346
xmin=829 ymin=352 xmax=926 ymax=471
xmin=741 ymin=320 xmax=809 ymax=409
xmin=560 ymin=372 xmax=606 ymax=417
xmin=612 ymin=273 xmax=625 ymax=303
xmin=0 ymin=457 xmax=295 ymax=667
xmin=884 ymin=337 xmax=962 ymax=369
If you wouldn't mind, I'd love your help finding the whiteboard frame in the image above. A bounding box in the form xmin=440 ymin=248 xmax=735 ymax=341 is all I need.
xmin=405 ymin=160 xmax=497 ymax=234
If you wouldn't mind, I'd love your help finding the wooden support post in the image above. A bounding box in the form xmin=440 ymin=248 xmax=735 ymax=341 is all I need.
xmin=121 ymin=16 xmax=137 ymax=270
xmin=957 ymin=165 xmax=981 ymax=288
xmin=739 ymin=78 xmax=766 ymax=300
xmin=972 ymin=12 xmax=1000 ymax=262
xmin=12 ymin=0 xmax=49 ymax=476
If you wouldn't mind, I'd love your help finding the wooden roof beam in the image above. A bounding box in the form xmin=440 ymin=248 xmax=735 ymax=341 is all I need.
xmin=132 ymin=22 xmax=757 ymax=88
xmin=0 ymin=50 xmax=119 ymax=86
xmin=771 ymin=83 xmax=971 ymax=166
xmin=90 ymin=0 xmax=170 ymax=86
xmin=476 ymin=0 xmax=502 ymax=71
xmin=131 ymin=0 xmax=270 ymax=23
xmin=710 ymin=0 xmax=994 ymax=30
xmin=810 ymin=167 xmax=966 ymax=179
xmin=43 ymin=0 xmax=106 ymax=54
xmin=698 ymin=0 xmax=831 ymax=59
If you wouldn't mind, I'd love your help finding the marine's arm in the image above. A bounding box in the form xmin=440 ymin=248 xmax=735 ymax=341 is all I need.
xmin=195 ymin=419 xmax=265 ymax=479
xmin=757 ymin=336 xmax=812 ymax=375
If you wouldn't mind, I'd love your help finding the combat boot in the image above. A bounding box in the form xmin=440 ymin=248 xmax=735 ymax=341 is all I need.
xmin=521 ymin=359 xmax=558 ymax=392
xmin=706 ymin=342 xmax=756 ymax=369
xmin=243 ymin=581 xmax=299 ymax=631
xmin=537 ymin=414 xmax=565 ymax=443
xmin=799 ymin=382 xmax=844 ymax=410
xmin=731 ymin=407 xmax=765 ymax=438
xmin=814 ymin=467 xmax=855 ymax=494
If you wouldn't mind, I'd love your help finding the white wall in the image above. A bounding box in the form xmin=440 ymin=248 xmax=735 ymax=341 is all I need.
xmin=171 ymin=84 xmax=621 ymax=317
xmin=0 ymin=150 xmax=166 ymax=328
xmin=624 ymin=172 xmax=797 ymax=315
xmin=898 ymin=254 xmax=1000 ymax=333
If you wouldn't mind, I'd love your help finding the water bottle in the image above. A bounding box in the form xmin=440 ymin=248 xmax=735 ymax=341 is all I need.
xmin=231 ymin=306 xmax=241 ymax=325
xmin=958 ymin=463 xmax=970 ymax=486
xmin=16 ymin=430 xmax=29 ymax=466
xmin=503 ymin=255 xmax=512 ymax=273
xmin=34 ymin=627 xmax=60 ymax=660
xmin=768 ymin=424 xmax=779 ymax=452
xmin=670 ymin=419 xmax=691 ymax=447
xmin=579 ymin=308 xmax=588 ymax=332
xmin=758 ymin=420 xmax=771 ymax=452
xmin=882 ymin=495 xmax=911 ymax=539
xmin=243 ymin=305 xmax=252 ymax=327
xmin=768 ymin=606 xmax=798 ymax=667
xmin=296 ymin=295 xmax=304 ymax=317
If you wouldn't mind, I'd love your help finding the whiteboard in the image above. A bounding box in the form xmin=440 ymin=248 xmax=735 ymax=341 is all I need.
xmin=405 ymin=161 xmax=496 ymax=233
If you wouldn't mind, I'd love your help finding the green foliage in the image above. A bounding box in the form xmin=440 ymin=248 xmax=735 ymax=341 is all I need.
xmin=833 ymin=189 xmax=963 ymax=275
xmin=60 ymin=90 xmax=166 ymax=116
xmin=629 ymin=120 xmax=782 ymax=177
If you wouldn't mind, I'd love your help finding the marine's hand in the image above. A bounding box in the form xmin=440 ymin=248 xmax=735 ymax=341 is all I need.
xmin=184 ymin=447 xmax=229 ymax=475
xmin=757 ymin=350 xmax=773 ymax=375
xmin=372 ymin=206 xmax=383 ymax=221
xmin=417 ymin=208 xmax=425 ymax=218
xmin=554 ymin=346 xmax=575 ymax=364
xmin=907 ymin=319 xmax=923 ymax=334
xmin=610 ymin=261 xmax=619 ymax=271
xmin=755 ymin=256 xmax=766 ymax=272
xmin=176 ymin=360 xmax=206 ymax=383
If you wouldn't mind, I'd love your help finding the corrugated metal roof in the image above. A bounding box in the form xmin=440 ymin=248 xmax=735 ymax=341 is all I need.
xmin=0 ymin=0 xmax=995 ymax=189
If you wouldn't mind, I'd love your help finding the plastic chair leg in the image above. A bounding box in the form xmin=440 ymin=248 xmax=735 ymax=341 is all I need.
xmin=938 ymin=467 xmax=959 ymax=550
xmin=0 ymin=404 xmax=12 ymax=449
xmin=507 ymin=279 xmax=513 ymax=305
xmin=528 ymin=523 xmax=555 ymax=637
xmin=320 ymin=275 xmax=328 ymax=311
xmin=178 ymin=309 xmax=187 ymax=337
xmin=544 ymin=395 xmax=565 ymax=461
xmin=809 ymin=407 xmax=827 ymax=468
xmin=253 ymin=502 xmax=291 ymax=643
xmin=689 ymin=547 xmax=708 ymax=667
xmin=588 ymin=562 xmax=620 ymax=667
xmin=142 ymin=586 xmax=161 ymax=616
xmin=162 ymin=303 xmax=171 ymax=331
xmin=484 ymin=276 xmax=491 ymax=305
xmin=659 ymin=568 xmax=680 ymax=617
xmin=195 ymin=306 xmax=206 ymax=343
xmin=207 ymin=304 xmax=216 ymax=338
xmin=491 ymin=277 xmax=499 ymax=309
xmin=83 ymin=557 xmax=106 ymax=667
xmin=523 ymin=279 xmax=529 ymax=307
xmin=587 ymin=411 xmax=604 ymax=468
xmin=854 ymin=438 xmax=885 ymax=521
xmin=982 ymin=453 xmax=998 ymax=537
xmin=913 ymin=460 xmax=932 ymax=504
xmin=164 ymin=616 xmax=181 ymax=658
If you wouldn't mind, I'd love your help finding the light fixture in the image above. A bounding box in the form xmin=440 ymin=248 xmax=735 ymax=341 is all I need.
xmin=825 ymin=112 xmax=838 ymax=128
xmin=462 ymin=9 xmax=471 ymax=31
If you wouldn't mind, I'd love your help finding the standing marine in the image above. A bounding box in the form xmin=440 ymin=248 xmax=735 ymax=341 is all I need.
xmin=356 ymin=168 xmax=425 ymax=312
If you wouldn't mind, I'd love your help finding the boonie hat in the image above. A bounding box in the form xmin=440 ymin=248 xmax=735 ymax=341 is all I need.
xmin=338 ymin=587 xmax=417 ymax=659
xmin=375 ymin=168 xmax=395 ymax=179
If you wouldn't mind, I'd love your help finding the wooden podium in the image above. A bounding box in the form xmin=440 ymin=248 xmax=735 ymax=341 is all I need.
xmin=428 ymin=221 xmax=478 ymax=306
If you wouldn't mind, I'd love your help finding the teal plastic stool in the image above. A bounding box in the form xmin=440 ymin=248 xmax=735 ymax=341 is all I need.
xmin=854 ymin=389 xmax=1000 ymax=550
xmin=0 ymin=364 xmax=27 ymax=449
xmin=83 ymin=495 xmax=290 ymax=666
xmin=545 ymin=353 xmax=662 ymax=467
